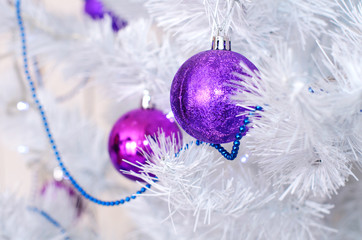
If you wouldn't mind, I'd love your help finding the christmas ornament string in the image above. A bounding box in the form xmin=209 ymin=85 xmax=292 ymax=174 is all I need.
xmin=15 ymin=0 xmax=151 ymax=207
xmin=205 ymin=0 xmax=236 ymax=38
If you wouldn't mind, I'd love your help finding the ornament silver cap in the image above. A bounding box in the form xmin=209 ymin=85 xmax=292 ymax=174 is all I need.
xmin=211 ymin=35 xmax=231 ymax=51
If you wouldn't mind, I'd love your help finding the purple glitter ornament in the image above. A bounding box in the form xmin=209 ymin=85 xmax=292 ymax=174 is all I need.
xmin=108 ymin=108 xmax=182 ymax=181
xmin=84 ymin=0 xmax=127 ymax=32
xmin=170 ymin=49 xmax=257 ymax=144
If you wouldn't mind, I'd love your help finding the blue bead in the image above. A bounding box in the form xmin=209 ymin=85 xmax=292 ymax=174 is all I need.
xmin=235 ymin=133 xmax=242 ymax=140
xmin=120 ymin=199 xmax=125 ymax=204
xmin=141 ymin=187 xmax=146 ymax=192
xmin=255 ymin=106 xmax=263 ymax=111
xmin=125 ymin=197 xmax=130 ymax=202
xmin=234 ymin=141 xmax=240 ymax=146
xmin=146 ymin=184 xmax=151 ymax=188
xmin=115 ymin=201 xmax=120 ymax=205
xmin=232 ymin=145 xmax=239 ymax=150
xmin=131 ymin=195 xmax=136 ymax=199
xmin=239 ymin=126 xmax=246 ymax=132
xmin=244 ymin=119 xmax=250 ymax=124
xmin=137 ymin=191 xmax=141 ymax=194
xmin=196 ymin=140 xmax=200 ymax=145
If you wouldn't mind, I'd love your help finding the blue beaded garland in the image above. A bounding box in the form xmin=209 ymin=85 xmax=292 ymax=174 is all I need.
xmin=28 ymin=207 xmax=69 ymax=239
xmin=199 ymin=106 xmax=262 ymax=161
xmin=15 ymin=0 xmax=151 ymax=206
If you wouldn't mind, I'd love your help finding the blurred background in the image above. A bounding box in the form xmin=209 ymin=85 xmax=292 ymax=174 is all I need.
xmin=0 ymin=1 xmax=140 ymax=239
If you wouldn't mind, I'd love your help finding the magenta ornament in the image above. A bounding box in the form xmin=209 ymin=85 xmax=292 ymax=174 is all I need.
xmin=84 ymin=0 xmax=127 ymax=32
xmin=170 ymin=49 xmax=257 ymax=144
xmin=108 ymin=108 xmax=182 ymax=181
xmin=41 ymin=180 xmax=84 ymax=217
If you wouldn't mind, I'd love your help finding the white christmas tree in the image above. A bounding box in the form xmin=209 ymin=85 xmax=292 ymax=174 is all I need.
xmin=0 ymin=0 xmax=361 ymax=239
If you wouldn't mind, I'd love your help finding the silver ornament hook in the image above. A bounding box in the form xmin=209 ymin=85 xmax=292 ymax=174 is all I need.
xmin=141 ymin=89 xmax=154 ymax=109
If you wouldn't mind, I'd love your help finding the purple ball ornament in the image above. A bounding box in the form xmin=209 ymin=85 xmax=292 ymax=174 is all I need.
xmin=84 ymin=0 xmax=127 ymax=32
xmin=40 ymin=180 xmax=84 ymax=217
xmin=170 ymin=36 xmax=258 ymax=144
xmin=108 ymin=108 xmax=182 ymax=182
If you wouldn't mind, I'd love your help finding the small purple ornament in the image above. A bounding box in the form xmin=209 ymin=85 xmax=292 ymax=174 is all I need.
xmin=84 ymin=0 xmax=104 ymax=19
xmin=108 ymin=108 xmax=182 ymax=181
xmin=41 ymin=180 xmax=84 ymax=217
xmin=84 ymin=0 xmax=127 ymax=32
xmin=170 ymin=49 xmax=257 ymax=144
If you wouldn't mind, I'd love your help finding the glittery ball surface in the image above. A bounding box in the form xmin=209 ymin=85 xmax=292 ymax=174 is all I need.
xmin=108 ymin=108 xmax=181 ymax=181
xmin=170 ymin=50 xmax=257 ymax=144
